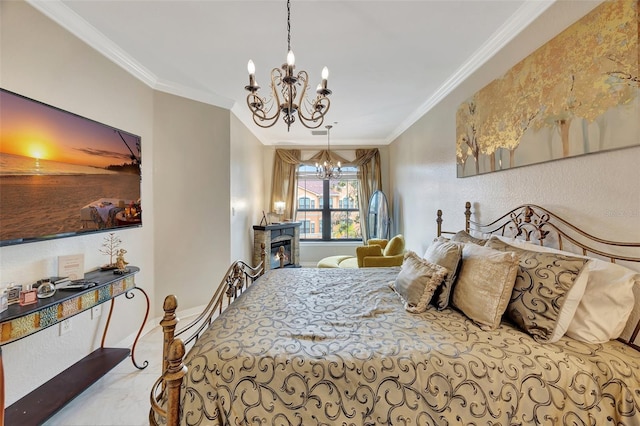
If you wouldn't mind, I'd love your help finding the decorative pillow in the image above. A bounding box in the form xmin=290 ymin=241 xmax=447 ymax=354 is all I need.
xmin=485 ymin=237 xmax=590 ymax=343
xmin=451 ymin=230 xmax=488 ymax=246
xmin=492 ymin=235 xmax=638 ymax=343
xmin=384 ymin=234 xmax=405 ymax=257
xmin=390 ymin=251 xmax=448 ymax=313
xmin=452 ymin=244 xmax=520 ymax=330
xmin=423 ymin=239 xmax=463 ymax=310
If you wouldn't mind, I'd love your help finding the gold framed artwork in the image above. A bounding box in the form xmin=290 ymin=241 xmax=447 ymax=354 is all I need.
xmin=456 ymin=0 xmax=639 ymax=177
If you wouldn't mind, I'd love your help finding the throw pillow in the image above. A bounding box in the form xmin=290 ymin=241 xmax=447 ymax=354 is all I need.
xmin=384 ymin=234 xmax=405 ymax=257
xmin=452 ymin=244 xmax=520 ymax=330
xmin=486 ymin=237 xmax=590 ymax=343
xmin=451 ymin=230 xmax=488 ymax=246
xmin=390 ymin=251 xmax=448 ymax=313
xmin=423 ymin=239 xmax=463 ymax=310
xmin=492 ymin=235 xmax=638 ymax=343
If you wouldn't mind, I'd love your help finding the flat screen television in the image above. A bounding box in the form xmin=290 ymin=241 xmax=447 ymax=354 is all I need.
xmin=0 ymin=88 xmax=142 ymax=247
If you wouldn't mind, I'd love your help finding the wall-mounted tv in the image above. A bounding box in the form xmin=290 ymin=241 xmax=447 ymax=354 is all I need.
xmin=0 ymin=88 xmax=142 ymax=247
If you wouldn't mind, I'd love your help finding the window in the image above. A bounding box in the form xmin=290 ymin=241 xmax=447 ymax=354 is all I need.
xmin=299 ymin=197 xmax=311 ymax=209
xmin=296 ymin=165 xmax=361 ymax=241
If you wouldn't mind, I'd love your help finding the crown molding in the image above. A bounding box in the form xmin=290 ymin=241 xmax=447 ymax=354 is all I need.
xmin=155 ymin=79 xmax=235 ymax=110
xmin=386 ymin=0 xmax=556 ymax=145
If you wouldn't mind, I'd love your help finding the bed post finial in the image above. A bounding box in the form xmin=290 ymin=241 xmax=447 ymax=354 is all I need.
xmin=436 ymin=210 xmax=443 ymax=237
xmin=160 ymin=295 xmax=179 ymax=389
xmin=464 ymin=202 xmax=471 ymax=233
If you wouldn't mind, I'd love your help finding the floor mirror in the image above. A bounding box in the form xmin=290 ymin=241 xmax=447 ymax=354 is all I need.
xmin=366 ymin=190 xmax=391 ymax=241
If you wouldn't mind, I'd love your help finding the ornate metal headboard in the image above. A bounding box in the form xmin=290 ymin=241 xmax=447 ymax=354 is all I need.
xmin=437 ymin=201 xmax=640 ymax=351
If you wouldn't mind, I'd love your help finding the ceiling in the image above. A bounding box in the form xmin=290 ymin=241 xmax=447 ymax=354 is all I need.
xmin=28 ymin=0 xmax=557 ymax=146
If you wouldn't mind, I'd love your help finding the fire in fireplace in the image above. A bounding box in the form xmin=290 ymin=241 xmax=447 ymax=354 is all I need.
xmin=271 ymin=239 xmax=292 ymax=269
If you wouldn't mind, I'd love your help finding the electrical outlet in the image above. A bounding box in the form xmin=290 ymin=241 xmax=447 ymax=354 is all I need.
xmin=59 ymin=318 xmax=72 ymax=335
xmin=91 ymin=305 xmax=102 ymax=320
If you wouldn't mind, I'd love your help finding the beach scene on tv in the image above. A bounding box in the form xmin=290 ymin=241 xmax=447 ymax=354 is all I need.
xmin=0 ymin=89 xmax=142 ymax=246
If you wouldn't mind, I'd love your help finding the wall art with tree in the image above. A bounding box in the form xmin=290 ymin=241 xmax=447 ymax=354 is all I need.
xmin=456 ymin=0 xmax=639 ymax=177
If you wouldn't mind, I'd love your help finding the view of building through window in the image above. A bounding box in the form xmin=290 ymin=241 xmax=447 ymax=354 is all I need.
xmin=296 ymin=165 xmax=361 ymax=241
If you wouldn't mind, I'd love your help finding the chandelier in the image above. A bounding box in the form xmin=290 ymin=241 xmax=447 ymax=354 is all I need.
xmin=316 ymin=125 xmax=341 ymax=180
xmin=244 ymin=0 xmax=332 ymax=131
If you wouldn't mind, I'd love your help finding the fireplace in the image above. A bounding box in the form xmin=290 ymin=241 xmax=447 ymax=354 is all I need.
xmin=253 ymin=222 xmax=301 ymax=271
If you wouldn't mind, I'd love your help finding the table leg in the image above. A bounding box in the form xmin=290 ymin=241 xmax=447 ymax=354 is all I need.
xmin=126 ymin=287 xmax=150 ymax=370
xmin=100 ymin=287 xmax=150 ymax=370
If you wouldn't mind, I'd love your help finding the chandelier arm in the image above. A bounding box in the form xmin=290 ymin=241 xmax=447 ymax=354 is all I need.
xmin=245 ymin=68 xmax=286 ymax=128
xmin=248 ymin=100 xmax=279 ymax=129
xmin=299 ymin=97 xmax=331 ymax=129
xmin=293 ymin=70 xmax=328 ymax=129
xmin=271 ymin=67 xmax=284 ymax=112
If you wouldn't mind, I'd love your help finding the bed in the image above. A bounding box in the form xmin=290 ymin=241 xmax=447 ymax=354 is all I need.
xmin=150 ymin=203 xmax=640 ymax=426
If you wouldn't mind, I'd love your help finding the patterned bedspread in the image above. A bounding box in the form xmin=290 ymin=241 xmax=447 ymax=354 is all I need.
xmin=178 ymin=267 xmax=640 ymax=426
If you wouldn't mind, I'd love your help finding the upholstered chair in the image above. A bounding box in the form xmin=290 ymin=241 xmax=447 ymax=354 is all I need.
xmin=356 ymin=234 xmax=405 ymax=267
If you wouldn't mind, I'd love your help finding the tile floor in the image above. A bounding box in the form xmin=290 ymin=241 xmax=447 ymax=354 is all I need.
xmin=43 ymin=321 xmax=168 ymax=426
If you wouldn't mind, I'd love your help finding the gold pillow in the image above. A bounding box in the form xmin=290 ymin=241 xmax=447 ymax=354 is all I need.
xmin=390 ymin=251 xmax=448 ymax=313
xmin=423 ymin=238 xmax=463 ymax=310
xmin=384 ymin=234 xmax=405 ymax=257
xmin=485 ymin=238 xmax=590 ymax=343
xmin=452 ymin=244 xmax=520 ymax=330
xmin=451 ymin=230 xmax=488 ymax=246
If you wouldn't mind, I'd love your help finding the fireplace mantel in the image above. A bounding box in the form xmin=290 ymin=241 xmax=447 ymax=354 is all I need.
xmin=253 ymin=222 xmax=301 ymax=271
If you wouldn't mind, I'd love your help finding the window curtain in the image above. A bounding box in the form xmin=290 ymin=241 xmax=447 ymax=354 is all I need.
xmin=270 ymin=149 xmax=301 ymax=221
xmin=353 ymin=149 xmax=382 ymax=243
xmin=270 ymin=147 xmax=381 ymax=241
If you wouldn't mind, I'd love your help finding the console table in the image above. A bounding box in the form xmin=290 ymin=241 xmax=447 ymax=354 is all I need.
xmin=0 ymin=266 xmax=148 ymax=425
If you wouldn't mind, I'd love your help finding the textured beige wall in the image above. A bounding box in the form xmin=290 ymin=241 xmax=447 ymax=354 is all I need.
xmin=389 ymin=0 xmax=640 ymax=264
